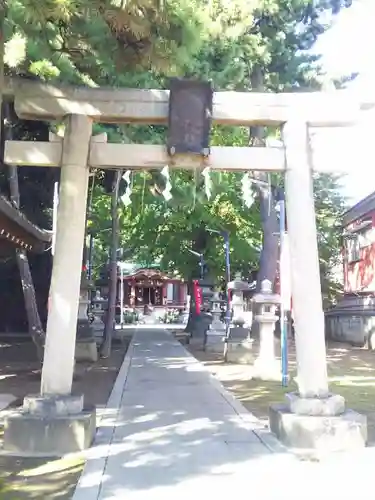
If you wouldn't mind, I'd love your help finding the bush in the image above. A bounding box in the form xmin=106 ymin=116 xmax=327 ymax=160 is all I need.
xmin=161 ymin=309 xmax=180 ymax=324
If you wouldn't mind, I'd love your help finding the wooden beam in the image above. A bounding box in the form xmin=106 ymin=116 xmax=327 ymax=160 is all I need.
xmin=4 ymin=140 xmax=62 ymax=167
xmin=3 ymin=138 xmax=362 ymax=174
xmin=7 ymin=77 xmax=363 ymax=127
xmin=4 ymin=132 xmax=107 ymax=168
xmin=90 ymin=144 xmax=286 ymax=171
xmin=4 ymin=140 xmax=286 ymax=171
xmin=91 ymin=143 xmax=362 ymax=173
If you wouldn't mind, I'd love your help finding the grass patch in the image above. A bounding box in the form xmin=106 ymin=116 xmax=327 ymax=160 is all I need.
xmin=190 ymin=341 xmax=375 ymax=442
xmin=0 ymin=455 xmax=85 ymax=499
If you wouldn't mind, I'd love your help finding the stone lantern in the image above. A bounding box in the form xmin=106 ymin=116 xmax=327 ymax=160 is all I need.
xmin=91 ymin=290 xmax=107 ymax=342
xmin=199 ymin=278 xmax=214 ymax=310
xmin=204 ymin=290 xmax=226 ymax=352
xmin=228 ymin=272 xmax=250 ymax=327
xmin=225 ymin=273 xmax=253 ymax=364
xmin=251 ymin=279 xmax=281 ymax=380
xmin=75 ymin=273 xmax=98 ymax=362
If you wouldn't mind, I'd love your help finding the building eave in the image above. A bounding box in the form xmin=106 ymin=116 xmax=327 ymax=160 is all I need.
xmin=0 ymin=194 xmax=52 ymax=251
xmin=342 ymin=191 xmax=375 ymax=227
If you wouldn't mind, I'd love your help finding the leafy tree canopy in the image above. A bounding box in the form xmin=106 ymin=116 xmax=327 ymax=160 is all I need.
xmin=3 ymin=0 xmax=352 ymax=304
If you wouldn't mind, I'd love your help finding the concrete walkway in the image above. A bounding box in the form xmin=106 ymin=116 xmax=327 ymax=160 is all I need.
xmin=72 ymin=328 xmax=371 ymax=500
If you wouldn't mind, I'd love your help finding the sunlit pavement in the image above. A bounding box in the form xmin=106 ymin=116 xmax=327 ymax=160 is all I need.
xmin=73 ymin=329 xmax=375 ymax=500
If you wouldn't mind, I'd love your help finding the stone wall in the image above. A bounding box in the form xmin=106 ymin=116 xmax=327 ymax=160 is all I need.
xmin=325 ymin=294 xmax=375 ymax=347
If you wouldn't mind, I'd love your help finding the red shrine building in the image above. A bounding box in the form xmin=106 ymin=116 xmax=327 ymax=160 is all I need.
xmin=119 ymin=267 xmax=187 ymax=310
xmin=326 ymin=191 xmax=375 ymax=347
xmin=96 ymin=263 xmax=187 ymax=313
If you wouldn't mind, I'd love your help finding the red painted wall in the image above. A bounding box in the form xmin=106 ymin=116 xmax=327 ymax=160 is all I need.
xmin=344 ymin=212 xmax=375 ymax=293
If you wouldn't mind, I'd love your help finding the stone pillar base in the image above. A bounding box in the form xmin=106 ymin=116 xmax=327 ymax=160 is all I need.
xmin=75 ymin=339 xmax=98 ymax=362
xmin=76 ymin=317 xmax=98 ymax=361
xmin=226 ymin=339 xmax=254 ymax=364
xmin=3 ymin=394 xmax=96 ymax=457
xmin=251 ymin=358 xmax=281 ymax=381
xmin=269 ymin=392 xmax=367 ymax=451
xmin=204 ymin=331 xmax=226 ymax=353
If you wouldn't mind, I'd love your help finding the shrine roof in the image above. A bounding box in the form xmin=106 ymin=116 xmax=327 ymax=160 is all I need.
xmin=0 ymin=194 xmax=51 ymax=252
xmin=123 ymin=268 xmax=176 ymax=281
xmin=342 ymin=191 xmax=375 ymax=227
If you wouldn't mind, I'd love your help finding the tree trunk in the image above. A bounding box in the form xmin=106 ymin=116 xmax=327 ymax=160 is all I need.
xmin=184 ymin=225 xmax=208 ymax=334
xmin=249 ymin=67 xmax=279 ymax=292
xmin=184 ymin=278 xmax=197 ymax=334
xmin=100 ymin=170 xmax=121 ymax=358
xmin=249 ymin=67 xmax=279 ymax=339
xmin=2 ymin=102 xmax=44 ymax=358
xmin=256 ymin=183 xmax=279 ymax=290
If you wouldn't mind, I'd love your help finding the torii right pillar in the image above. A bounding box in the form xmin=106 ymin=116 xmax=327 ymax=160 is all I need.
xmin=269 ymin=117 xmax=367 ymax=453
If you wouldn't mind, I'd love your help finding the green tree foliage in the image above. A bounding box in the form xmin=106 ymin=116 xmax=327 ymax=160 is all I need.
xmin=5 ymin=0 xmax=214 ymax=84
xmin=2 ymin=0 xmax=352 ymax=326
xmin=314 ymin=173 xmax=348 ymax=306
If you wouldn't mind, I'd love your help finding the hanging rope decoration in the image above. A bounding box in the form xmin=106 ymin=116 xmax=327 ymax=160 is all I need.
xmin=241 ymin=172 xmax=255 ymax=208
xmin=201 ymin=166 xmax=212 ymax=200
xmin=120 ymin=170 xmax=132 ymax=206
xmin=160 ymin=165 xmax=172 ymax=201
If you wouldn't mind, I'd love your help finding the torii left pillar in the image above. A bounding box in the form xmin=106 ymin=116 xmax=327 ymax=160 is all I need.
xmin=4 ymin=115 xmax=96 ymax=456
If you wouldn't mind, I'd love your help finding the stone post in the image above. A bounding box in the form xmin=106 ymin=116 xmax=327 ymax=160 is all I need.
xmin=91 ymin=289 xmax=106 ymax=342
xmin=41 ymin=114 xmax=92 ymax=395
xmin=269 ymin=118 xmax=367 ymax=452
xmin=283 ymin=121 xmax=328 ymax=398
xmin=3 ymin=115 xmax=96 ymax=456
xmin=209 ymin=291 xmax=225 ymax=330
xmin=75 ymin=273 xmax=98 ymax=362
xmin=282 ymin=119 xmax=329 ymax=398
xmin=230 ymin=272 xmax=247 ymax=325
xmin=252 ymin=280 xmax=280 ymax=380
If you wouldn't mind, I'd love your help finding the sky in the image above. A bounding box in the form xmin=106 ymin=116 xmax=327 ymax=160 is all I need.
xmin=312 ymin=0 xmax=375 ymax=205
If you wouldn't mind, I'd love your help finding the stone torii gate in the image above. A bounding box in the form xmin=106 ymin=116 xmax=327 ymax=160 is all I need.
xmin=2 ymin=80 xmax=368 ymax=454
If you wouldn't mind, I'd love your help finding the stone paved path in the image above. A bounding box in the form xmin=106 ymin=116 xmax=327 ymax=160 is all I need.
xmin=73 ymin=329 xmax=375 ymax=500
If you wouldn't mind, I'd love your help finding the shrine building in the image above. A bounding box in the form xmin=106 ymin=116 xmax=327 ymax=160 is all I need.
xmin=326 ymin=191 xmax=375 ymax=347
xmin=97 ymin=262 xmax=187 ymax=311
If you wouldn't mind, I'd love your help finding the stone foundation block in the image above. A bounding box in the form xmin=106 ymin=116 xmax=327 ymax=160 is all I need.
xmin=286 ymin=392 xmax=345 ymax=416
xmin=269 ymin=404 xmax=367 ymax=451
xmin=229 ymin=326 xmax=250 ymax=339
xmin=226 ymin=339 xmax=254 ymax=364
xmin=3 ymin=406 xmax=96 ymax=456
xmin=75 ymin=340 xmax=98 ymax=362
xmin=204 ymin=334 xmax=225 ymax=353
xmin=23 ymin=394 xmax=83 ymax=416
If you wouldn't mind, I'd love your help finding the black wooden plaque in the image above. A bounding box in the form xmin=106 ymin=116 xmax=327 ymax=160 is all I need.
xmin=167 ymin=78 xmax=213 ymax=156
